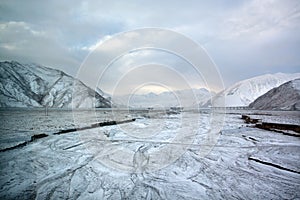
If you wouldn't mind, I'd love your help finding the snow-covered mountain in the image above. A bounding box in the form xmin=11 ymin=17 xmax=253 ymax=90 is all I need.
xmin=112 ymin=88 xmax=213 ymax=108
xmin=249 ymin=78 xmax=300 ymax=111
xmin=0 ymin=61 xmax=111 ymax=108
xmin=203 ymin=73 xmax=300 ymax=107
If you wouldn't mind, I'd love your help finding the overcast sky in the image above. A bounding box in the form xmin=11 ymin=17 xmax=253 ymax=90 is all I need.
xmin=0 ymin=0 xmax=300 ymax=93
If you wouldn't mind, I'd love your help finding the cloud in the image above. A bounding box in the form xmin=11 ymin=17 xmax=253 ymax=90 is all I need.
xmin=76 ymin=28 xmax=224 ymax=95
xmin=220 ymin=0 xmax=300 ymax=39
xmin=81 ymin=35 xmax=113 ymax=51
xmin=0 ymin=21 xmax=81 ymax=74
xmin=96 ymin=50 xmax=209 ymax=95
xmin=0 ymin=0 xmax=299 ymax=91
xmin=200 ymin=0 xmax=300 ymax=86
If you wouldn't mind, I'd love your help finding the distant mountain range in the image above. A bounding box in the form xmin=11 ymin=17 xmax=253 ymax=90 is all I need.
xmin=1 ymin=61 xmax=299 ymax=109
xmin=204 ymin=73 xmax=300 ymax=107
xmin=0 ymin=61 xmax=111 ymax=108
xmin=112 ymin=88 xmax=214 ymax=108
xmin=249 ymin=78 xmax=300 ymax=111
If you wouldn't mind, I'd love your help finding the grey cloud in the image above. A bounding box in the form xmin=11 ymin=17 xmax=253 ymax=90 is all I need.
xmin=0 ymin=21 xmax=81 ymax=74
xmin=97 ymin=50 xmax=208 ymax=95
xmin=0 ymin=0 xmax=299 ymax=91
xmin=76 ymin=29 xmax=223 ymax=95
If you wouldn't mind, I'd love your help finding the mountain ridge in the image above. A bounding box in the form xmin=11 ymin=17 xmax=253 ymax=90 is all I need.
xmin=0 ymin=61 xmax=111 ymax=108
xmin=112 ymin=88 xmax=214 ymax=108
xmin=203 ymin=72 xmax=300 ymax=107
xmin=249 ymin=78 xmax=300 ymax=111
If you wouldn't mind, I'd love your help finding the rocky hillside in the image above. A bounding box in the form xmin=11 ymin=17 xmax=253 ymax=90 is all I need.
xmin=0 ymin=61 xmax=111 ymax=108
xmin=203 ymin=73 xmax=300 ymax=107
xmin=249 ymin=78 xmax=300 ymax=111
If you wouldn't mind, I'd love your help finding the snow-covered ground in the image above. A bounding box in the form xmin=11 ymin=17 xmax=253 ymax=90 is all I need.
xmin=0 ymin=109 xmax=299 ymax=199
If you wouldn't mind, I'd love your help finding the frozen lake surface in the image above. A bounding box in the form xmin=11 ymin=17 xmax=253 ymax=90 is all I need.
xmin=0 ymin=108 xmax=299 ymax=199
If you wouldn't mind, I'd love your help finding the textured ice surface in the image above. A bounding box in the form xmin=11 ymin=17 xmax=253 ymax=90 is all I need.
xmin=0 ymin=108 xmax=140 ymax=150
xmin=0 ymin=109 xmax=299 ymax=199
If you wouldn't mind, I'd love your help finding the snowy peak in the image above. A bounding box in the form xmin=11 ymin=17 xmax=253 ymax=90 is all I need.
xmin=249 ymin=78 xmax=300 ymax=111
xmin=206 ymin=73 xmax=300 ymax=107
xmin=0 ymin=61 xmax=111 ymax=108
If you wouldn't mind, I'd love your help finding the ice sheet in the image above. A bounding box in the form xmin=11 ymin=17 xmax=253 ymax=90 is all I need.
xmin=0 ymin=109 xmax=299 ymax=199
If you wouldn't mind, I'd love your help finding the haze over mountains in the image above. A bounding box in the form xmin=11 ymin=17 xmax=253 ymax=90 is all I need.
xmin=1 ymin=61 xmax=299 ymax=109
xmin=0 ymin=61 xmax=111 ymax=108
xmin=112 ymin=88 xmax=214 ymax=108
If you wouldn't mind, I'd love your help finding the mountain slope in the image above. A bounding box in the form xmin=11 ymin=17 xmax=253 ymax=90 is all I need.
xmin=204 ymin=73 xmax=300 ymax=107
xmin=249 ymin=78 xmax=300 ymax=111
xmin=112 ymin=88 xmax=213 ymax=108
xmin=0 ymin=61 xmax=111 ymax=108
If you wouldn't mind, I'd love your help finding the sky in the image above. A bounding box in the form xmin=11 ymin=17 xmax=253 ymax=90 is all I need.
xmin=0 ymin=0 xmax=300 ymax=94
